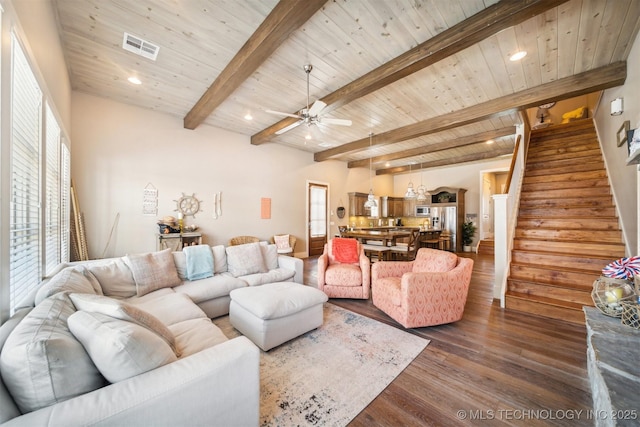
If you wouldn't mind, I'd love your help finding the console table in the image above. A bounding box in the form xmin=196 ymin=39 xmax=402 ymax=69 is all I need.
xmin=584 ymin=307 xmax=640 ymax=426
xmin=157 ymin=232 xmax=202 ymax=251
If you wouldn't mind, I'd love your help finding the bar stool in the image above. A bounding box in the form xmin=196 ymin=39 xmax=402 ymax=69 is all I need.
xmin=439 ymin=231 xmax=451 ymax=251
xmin=421 ymin=231 xmax=440 ymax=249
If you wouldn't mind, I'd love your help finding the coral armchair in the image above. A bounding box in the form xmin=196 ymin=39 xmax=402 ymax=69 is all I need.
xmin=371 ymin=248 xmax=473 ymax=328
xmin=318 ymin=238 xmax=371 ymax=299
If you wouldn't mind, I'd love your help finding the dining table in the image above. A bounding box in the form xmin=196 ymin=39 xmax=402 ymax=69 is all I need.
xmin=340 ymin=228 xmax=415 ymax=247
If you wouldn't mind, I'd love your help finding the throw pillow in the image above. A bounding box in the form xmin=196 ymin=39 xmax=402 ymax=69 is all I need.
xmin=68 ymin=293 xmax=178 ymax=356
xmin=225 ymin=242 xmax=267 ymax=277
xmin=88 ymin=259 xmax=137 ymax=299
xmin=35 ymin=265 xmax=103 ymax=306
xmin=68 ymin=311 xmax=177 ymax=383
xmin=0 ymin=292 xmax=106 ymax=413
xmin=124 ymin=248 xmax=181 ymax=297
xmin=260 ymin=242 xmax=279 ymax=271
xmin=274 ymin=234 xmax=290 ymax=250
xmin=332 ymin=238 xmax=359 ymax=264
xmin=172 ymin=251 xmax=187 ymax=280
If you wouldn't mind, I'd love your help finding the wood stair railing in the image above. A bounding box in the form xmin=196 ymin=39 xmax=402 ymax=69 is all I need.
xmin=505 ymin=119 xmax=626 ymax=325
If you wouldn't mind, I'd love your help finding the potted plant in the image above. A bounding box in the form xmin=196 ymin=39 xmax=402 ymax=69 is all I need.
xmin=462 ymin=220 xmax=477 ymax=252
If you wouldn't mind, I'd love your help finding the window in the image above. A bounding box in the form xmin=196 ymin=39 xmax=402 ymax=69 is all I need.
xmin=6 ymin=32 xmax=69 ymax=314
xmin=309 ymin=185 xmax=327 ymax=237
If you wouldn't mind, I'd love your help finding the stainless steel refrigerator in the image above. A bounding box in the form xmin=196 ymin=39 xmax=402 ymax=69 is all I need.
xmin=430 ymin=206 xmax=457 ymax=251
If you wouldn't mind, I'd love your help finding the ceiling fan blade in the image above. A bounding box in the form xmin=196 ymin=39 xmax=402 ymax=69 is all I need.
xmin=275 ymin=120 xmax=303 ymax=135
xmin=307 ymin=100 xmax=327 ymax=117
xmin=319 ymin=117 xmax=352 ymax=126
xmin=265 ymin=109 xmax=301 ymax=119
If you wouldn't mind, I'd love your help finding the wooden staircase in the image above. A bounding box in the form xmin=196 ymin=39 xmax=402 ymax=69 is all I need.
xmin=505 ymin=119 xmax=626 ymax=325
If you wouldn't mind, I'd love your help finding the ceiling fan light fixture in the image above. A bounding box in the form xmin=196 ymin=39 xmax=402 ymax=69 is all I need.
xmin=127 ymin=76 xmax=142 ymax=85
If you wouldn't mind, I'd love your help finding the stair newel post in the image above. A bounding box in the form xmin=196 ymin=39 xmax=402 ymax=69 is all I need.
xmin=493 ymin=194 xmax=509 ymax=306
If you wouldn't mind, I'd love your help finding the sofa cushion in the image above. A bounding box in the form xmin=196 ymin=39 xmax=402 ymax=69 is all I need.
xmin=412 ymin=249 xmax=458 ymax=273
xmin=225 ymin=243 xmax=267 ymax=277
xmin=124 ymin=248 xmax=181 ymax=296
xmin=128 ymin=293 xmax=208 ymax=326
xmin=173 ymin=251 xmax=188 ymax=280
xmin=260 ymin=243 xmax=279 ymax=271
xmin=68 ymin=311 xmax=177 ymax=383
xmin=88 ymin=259 xmax=137 ymax=299
xmin=0 ymin=292 xmax=106 ymax=414
xmin=325 ymin=264 xmax=363 ymax=287
xmin=173 ymin=274 xmax=247 ymax=303
xmin=68 ymin=293 xmax=178 ymax=355
xmin=168 ymin=318 xmax=228 ymax=358
xmin=241 ymin=268 xmax=296 ymax=287
xmin=35 ymin=265 xmax=102 ymax=305
xmin=211 ymin=245 xmax=228 ymax=274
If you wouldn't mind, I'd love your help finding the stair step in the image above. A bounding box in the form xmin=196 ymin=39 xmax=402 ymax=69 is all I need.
xmin=513 ymin=238 xmax=625 ymax=258
xmin=529 ymin=119 xmax=595 ymax=138
xmin=515 ymin=228 xmax=622 ymax=243
xmin=509 ymin=263 xmax=597 ymax=290
xmin=477 ymin=239 xmax=494 ymax=255
xmin=519 ymin=195 xmax=612 ymax=207
xmin=521 ymin=179 xmax=610 ymax=193
xmin=504 ymin=293 xmax=587 ymax=325
xmin=526 ymin=154 xmax=603 ymax=172
xmin=522 ymin=169 xmax=607 ymax=184
xmin=529 ymin=131 xmax=599 ymax=147
xmin=521 ymin=186 xmax=610 ymax=199
xmin=524 ymin=161 xmax=605 ymax=177
xmin=518 ymin=206 xmax=617 ymax=217
xmin=507 ymin=279 xmax=594 ymax=306
xmin=517 ymin=217 xmax=620 ymax=231
xmin=510 ymin=249 xmax=612 ymax=271
xmin=527 ymin=142 xmax=602 ymax=163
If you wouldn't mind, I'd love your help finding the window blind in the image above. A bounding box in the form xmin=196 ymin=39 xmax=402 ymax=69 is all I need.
xmin=9 ymin=34 xmax=42 ymax=310
xmin=61 ymin=144 xmax=70 ymax=264
xmin=45 ymin=103 xmax=60 ymax=274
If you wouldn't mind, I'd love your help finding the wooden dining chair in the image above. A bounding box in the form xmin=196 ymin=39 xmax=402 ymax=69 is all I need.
xmin=390 ymin=229 xmax=420 ymax=261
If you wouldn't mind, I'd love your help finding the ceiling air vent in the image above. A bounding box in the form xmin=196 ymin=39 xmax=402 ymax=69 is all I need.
xmin=122 ymin=32 xmax=159 ymax=61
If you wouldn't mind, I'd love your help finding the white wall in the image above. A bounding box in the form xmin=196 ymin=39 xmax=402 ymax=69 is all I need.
xmin=71 ymin=92 xmax=386 ymax=258
xmin=594 ymin=30 xmax=640 ymax=255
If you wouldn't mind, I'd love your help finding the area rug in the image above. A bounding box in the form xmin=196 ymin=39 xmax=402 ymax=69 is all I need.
xmin=214 ymin=303 xmax=429 ymax=426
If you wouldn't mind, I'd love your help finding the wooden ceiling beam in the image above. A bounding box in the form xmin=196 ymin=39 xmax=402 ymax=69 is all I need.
xmin=376 ymin=146 xmax=515 ymax=175
xmin=251 ymin=0 xmax=569 ymax=145
xmin=347 ymin=127 xmax=516 ymax=168
xmin=315 ymin=61 xmax=627 ymax=161
xmin=183 ymin=0 xmax=326 ymax=130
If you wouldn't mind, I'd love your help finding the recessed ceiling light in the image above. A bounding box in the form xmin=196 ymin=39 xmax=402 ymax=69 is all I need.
xmin=244 ymin=113 xmax=253 ymax=120
xmin=486 ymin=139 xmax=495 ymax=144
xmin=128 ymin=76 xmax=142 ymax=85
xmin=318 ymin=142 xmax=334 ymax=148
xmin=305 ymin=133 xmax=312 ymax=140
xmin=509 ymin=51 xmax=527 ymax=61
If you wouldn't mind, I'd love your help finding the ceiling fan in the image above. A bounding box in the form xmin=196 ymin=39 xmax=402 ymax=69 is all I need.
xmin=266 ymin=64 xmax=352 ymax=135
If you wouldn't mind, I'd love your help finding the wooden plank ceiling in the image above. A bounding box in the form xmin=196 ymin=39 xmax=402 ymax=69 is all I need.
xmin=54 ymin=0 xmax=640 ymax=174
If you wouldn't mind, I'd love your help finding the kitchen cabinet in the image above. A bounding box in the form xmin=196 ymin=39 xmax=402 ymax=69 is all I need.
xmin=349 ymin=192 xmax=377 ymax=217
xmin=380 ymin=196 xmax=404 ymax=217
xmin=403 ymin=198 xmax=416 ymax=217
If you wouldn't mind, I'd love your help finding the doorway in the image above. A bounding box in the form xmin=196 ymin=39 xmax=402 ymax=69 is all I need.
xmin=479 ymin=170 xmax=508 ymax=240
xmin=308 ymin=182 xmax=328 ymax=256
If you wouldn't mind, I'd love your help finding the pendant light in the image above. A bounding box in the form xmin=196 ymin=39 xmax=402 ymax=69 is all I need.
xmin=364 ymin=132 xmax=377 ymax=209
xmin=416 ymin=162 xmax=429 ymax=202
xmin=404 ymin=163 xmax=417 ymax=199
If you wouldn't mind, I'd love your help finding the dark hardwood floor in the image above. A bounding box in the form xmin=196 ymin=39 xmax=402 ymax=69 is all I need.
xmin=304 ymin=253 xmax=592 ymax=426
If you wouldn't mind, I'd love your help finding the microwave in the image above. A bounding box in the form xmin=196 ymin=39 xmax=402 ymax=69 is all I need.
xmin=415 ymin=205 xmax=430 ymax=216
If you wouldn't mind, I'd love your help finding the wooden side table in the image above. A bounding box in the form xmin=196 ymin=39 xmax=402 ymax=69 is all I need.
xmin=157 ymin=232 xmax=202 ymax=251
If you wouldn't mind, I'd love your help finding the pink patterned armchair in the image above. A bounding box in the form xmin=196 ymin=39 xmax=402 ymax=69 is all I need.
xmin=317 ymin=238 xmax=371 ymax=299
xmin=371 ymin=248 xmax=473 ymax=328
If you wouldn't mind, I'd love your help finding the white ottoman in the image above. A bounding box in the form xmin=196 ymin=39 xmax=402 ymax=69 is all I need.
xmin=229 ymin=282 xmax=328 ymax=351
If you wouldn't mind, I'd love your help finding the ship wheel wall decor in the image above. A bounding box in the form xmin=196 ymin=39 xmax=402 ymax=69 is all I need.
xmin=174 ymin=193 xmax=201 ymax=217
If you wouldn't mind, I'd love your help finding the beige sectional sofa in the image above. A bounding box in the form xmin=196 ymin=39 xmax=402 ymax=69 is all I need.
xmin=0 ymin=242 xmax=303 ymax=426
